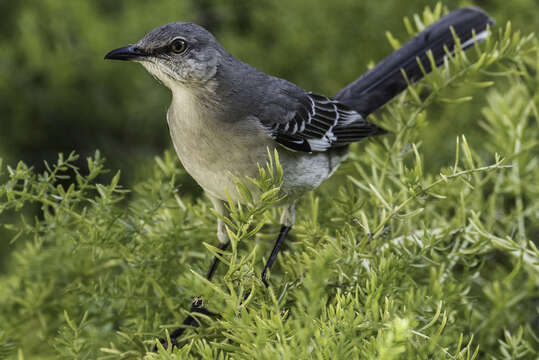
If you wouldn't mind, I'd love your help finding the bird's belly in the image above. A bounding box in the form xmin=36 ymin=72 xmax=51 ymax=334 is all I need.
xmin=168 ymin=108 xmax=273 ymax=200
xmin=174 ymin=135 xmax=268 ymax=201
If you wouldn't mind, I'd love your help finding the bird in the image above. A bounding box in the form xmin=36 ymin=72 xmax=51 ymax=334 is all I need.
xmin=105 ymin=6 xmax=493 ymax=343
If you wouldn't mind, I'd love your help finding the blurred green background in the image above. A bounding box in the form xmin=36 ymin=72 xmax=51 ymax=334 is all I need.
xmin=2 ymin=0 xmax=538 ymax=188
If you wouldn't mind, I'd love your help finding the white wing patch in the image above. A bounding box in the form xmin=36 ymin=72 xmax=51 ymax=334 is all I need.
xmin=270 ymin=92 xmax=367 ymax=152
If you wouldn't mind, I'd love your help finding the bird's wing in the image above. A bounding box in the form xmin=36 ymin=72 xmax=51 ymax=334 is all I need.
xmin=260 ymin=90 xmax=385 ymax=152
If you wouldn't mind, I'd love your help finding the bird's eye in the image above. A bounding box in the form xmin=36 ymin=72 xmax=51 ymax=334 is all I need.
xmin=170 ymin=39 xmax=187 ymax=54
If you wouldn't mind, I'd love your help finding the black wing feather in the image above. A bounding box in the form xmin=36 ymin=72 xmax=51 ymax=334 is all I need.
xmin=270 ymin=92 xmax=385 ymax=152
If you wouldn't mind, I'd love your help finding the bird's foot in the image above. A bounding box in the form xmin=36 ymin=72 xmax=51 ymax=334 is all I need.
xmin=153 ymin=297 xmax=218 ymax=352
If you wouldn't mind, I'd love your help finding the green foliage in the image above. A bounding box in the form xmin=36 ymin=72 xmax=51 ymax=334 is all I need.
xmin=1 ymin=4 xmax=538 ymax=360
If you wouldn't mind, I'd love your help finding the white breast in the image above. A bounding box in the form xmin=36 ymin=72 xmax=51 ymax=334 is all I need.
xmin=167 ymin=84 xmax=273 ymax=200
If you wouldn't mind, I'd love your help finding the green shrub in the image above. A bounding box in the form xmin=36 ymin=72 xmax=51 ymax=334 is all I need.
xmin=1 ymin=6 xmax=538 ymax=360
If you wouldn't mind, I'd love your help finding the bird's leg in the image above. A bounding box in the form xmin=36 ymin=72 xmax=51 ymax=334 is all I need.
xmin=156 ymin=197 xmax=229 ymax=351
xmin=261 ymin=203 xmax=295 ymax=287
xmin=205 ymin=196 xmax=231 ymax=280
xmin=161 ymin=298 xmax=219 ymax=350
xmin=205 ymin=241 xmax=229 ymax=280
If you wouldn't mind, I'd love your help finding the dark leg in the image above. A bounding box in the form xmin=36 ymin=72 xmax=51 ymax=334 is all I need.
xmin=206 ymin=241 xmax=230 ymax=280
xmin=261 ymin=225 xmax=291 ymax=287
xmin=156 ymin=241 xmax=229 ymax=352
xmin=155 ymin=197 xmax=232 ymax=352
xmin=156 ymin=298 xmax=219 ymax=351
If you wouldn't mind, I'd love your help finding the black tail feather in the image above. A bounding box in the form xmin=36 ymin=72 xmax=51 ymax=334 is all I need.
xmin=334 ymin=7 xmax=494 ymax=117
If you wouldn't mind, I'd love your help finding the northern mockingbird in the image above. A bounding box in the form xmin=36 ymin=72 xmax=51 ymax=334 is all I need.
xmin=105 ymin=6 xmax=492 ymax=341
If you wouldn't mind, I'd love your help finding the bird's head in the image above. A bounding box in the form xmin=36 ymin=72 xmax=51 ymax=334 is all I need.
xmin=105 ymin=22 xmax=223 ymax=88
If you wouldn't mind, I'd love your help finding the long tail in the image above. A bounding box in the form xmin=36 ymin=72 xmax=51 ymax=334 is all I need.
xmin=334 ymin=7 xmax=494 ymax=117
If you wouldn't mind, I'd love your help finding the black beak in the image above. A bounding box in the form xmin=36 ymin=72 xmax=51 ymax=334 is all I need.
xmin=104 ymin=45 xmax=147 ymax=61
